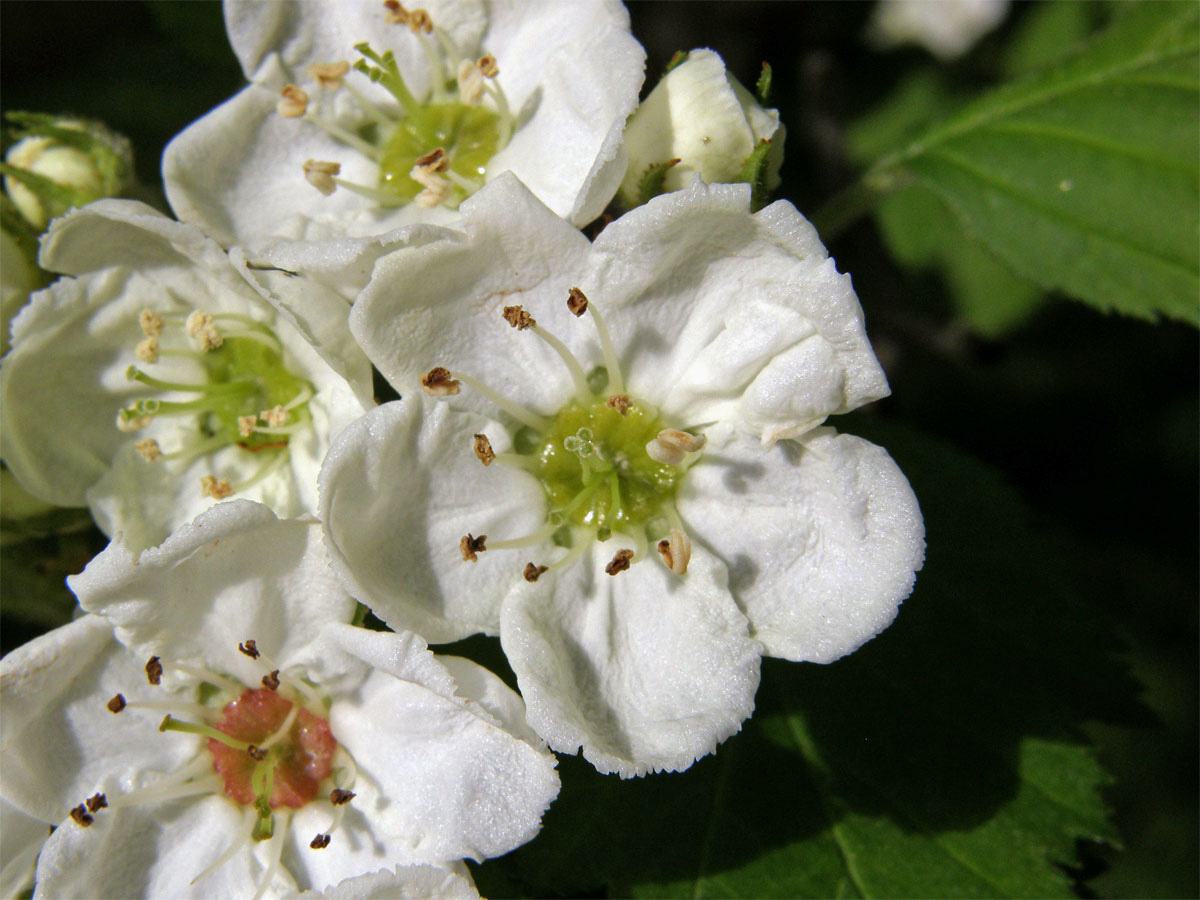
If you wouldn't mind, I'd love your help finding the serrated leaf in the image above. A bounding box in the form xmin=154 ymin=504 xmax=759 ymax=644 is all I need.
xmin=872 ymin=2 xmax=1200 ymax=326
xmin=473 ymin=424 xmax=1136 ymax=899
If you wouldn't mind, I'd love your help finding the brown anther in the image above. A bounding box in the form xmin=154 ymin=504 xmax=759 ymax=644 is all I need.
xmin=86 ymin=793 xmax=108 ymax=813
xmin=478 ymin=54 xmax=499 ymax=77
xmin=107 ymin=693 xmax=127 ymax=713
xmin=524 ymin=562 xmax=549 ymax=582
xmin=238 ymin=415 xmax=257 ymax=438
xmin=413 ymin=147 xmax=448 ymax=172
xmin=308 ymin=60 xmax=351 ymax=91
xmin=420 ymin=367 xmax=460 ymax=396
xmin=460 ymin=533 xmax=487 ymax=562
xmin=139 ymin=309 xmax=164 ymax=337
xmin=239 ymin=640 xmax=260 ymax=659
xmin=473 ymin=433 xmax=495 ymax=466
xmin=605 ymin=394 xmax=631 ymax=416
xmin=261 ymin=669 xmax=281 ymax=691
xmin=303 ymin=159 xmax=341 ymax=196
xmin=502 ymin=305 xmax=535 ymax=330
xmin=646 ymin=428 xmax=707 ymax=466
xmin=145 ymin=656 xmax=163 ymax=685
xmin=136 ymin=336 xmax=159 ymax=363
xmin=567 ymin=287 xmax=589 ymax=316
xmin=383 ymin=0 xmax=408 ymax=24
xmin=278 ymin=84 xmax=309 ymax=118
xmin=330 ymin=789 xmax=356 ymax=806
xmin=605 ymin=549 xmax=635 ymax=575
xmin=135 ymin=438 xmax=162 ymax=462
xmin=656 ymin=527 xmax=692 ymax=576
xmin=69 ymin=805 xmax=94 ymax=827
xmin=247 ymin=745 xmax=268 ymax=761
xmin=200 ymin=475 xmax=234 ymax=500
xmin=310 ymin=833 xmax=332 ymax=849
xmin=408 ymin=8 xmax=433 ymax=32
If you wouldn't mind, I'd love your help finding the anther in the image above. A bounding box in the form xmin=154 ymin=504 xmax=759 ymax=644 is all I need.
xmin=261 ymin=670 xmax=281 ymax=691
xmin=458 ymin=59 xmax=485 ymax=105
xmin=646 ymin=429 xmax=706 ymax=466
xmin=196 ymin=325 xmax=223 ymax=351
xmin=303 ymin=159 xmax=341 ymax=196
xmin=69 ymin=805 xmax=94 ymax=827
xmin=135 ymin=438 xmax=162 ymax=462
xmin=421 ymin=367 xmax=460 ymax=396
xmin=407 ymin=8 xmax=433 ymax=32
xmin=460 ymin=533 xmax=487 ymax=562
xmin=382 ymin=0 xmax=408 ymax=24
xmin=524 ymin=562 xmax=548 ymax=582
xmin=308 ymin=60 xmax=351 ymax=91
xmin=238 ymin=415 xmax=257 ymax=438
xmin=567 ymin=287 xmax=589 ymax=317
xmin=139 ymin=309 xmax=164 ymax=337
xmin=86 ymin=793 xmax=108 ymax=813
xmin=247 ymin=745 xmax=268 ymax=761
xmin=605 ymin=549 xmax=634 ymax=575
xmin=656 ymin=527 xmax=692 ymax=576
xmin=146 ymin=656 xmax=163 ymax=686
xmin=107 ymin=693 xmax=127 ymax=713
xmin=137 ymin=336 xmax=159 ymax=363
xmin=239 ymin=640 xmax=260 ymax=659
xmin=186 ymin=311 xmax=214 ymax=337
xmin=117 ymin=413 xmax=151 ymax=432
xmin=330 ymin=789 xmax=356 ymax=806
xmin=278 ymin=84 xmax=310 ymax=118
xmin=410 ymin=149 xmax=452 ymax=207
xmin=200 ymin=475 xmax=235 ymax=499
xmin=260 ymin=405 xmax=290 ymax=428
xmin=473 ymin=434 xmax=495 ymax=466
xmin=310 ymin=833 xmax=332 ymax=849
xmin=606 ymin=394 xmax=631 ymax=416
xmin=501 ymin=305 xmax=535 ymax=330
xmin=479 ymin=54 xmax=499 ymax=77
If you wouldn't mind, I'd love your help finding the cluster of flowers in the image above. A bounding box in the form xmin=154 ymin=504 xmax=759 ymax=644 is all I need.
xmin=1 ymin=1 xmax=925 ymax=897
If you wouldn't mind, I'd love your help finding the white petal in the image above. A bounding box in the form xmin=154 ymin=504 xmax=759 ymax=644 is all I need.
xmin=585 ymin=179 xmax=890 ymax=443
xmin=34 ymin=797 xmax=259 ymax=900
xmin=1 ymin=797 xmax=49 ymax=900
xmin=68 ymin=500 xmax=355 ymax=680
xmin=436 ymin=655 xmax=545 ymax=748
xmin=679 ymin=429 xmax=925 ymax=663
xmin=0 ymin=615 xmax=193 ymax=824
xmin=500 ymin=542 xmax=761 ymax=778
xmin=320 ymin=398 xmax=545 ymax=642
xmin=296 ymin=864 xmax=479 ymax=900
xmin=350 ymin=174 xmax=592 ymax=410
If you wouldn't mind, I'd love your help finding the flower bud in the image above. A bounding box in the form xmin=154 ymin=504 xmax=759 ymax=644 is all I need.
xmin=2 ymin=114 xmax=133 ymax=231
xmin=618 ymin=49 xmax=784 ymax=210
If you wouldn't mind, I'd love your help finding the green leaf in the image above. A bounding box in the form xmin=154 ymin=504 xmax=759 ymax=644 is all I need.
xmin=473 ymin=424 xmax=1136 ymax=899
xmin=871 ymin=2 xmax=1200 ymax=326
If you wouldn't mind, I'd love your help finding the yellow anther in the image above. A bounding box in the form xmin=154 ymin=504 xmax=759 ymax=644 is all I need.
xmin=134 ymin=438 xmax=163 ymax=462
xmin=238 ymin=415 xmax=257 ymax=438
xmin=645 ymin=429 xmax=706 ymax=466
xmin=278 ymin=84 xmax=309 ymax=118
xmin=200 ymin=475 xmax=234 ymax=499
xmin=260 ymin=405 xmax=290 ymax=428
xmin=308 ymin=61 xmax=351 ymax=91
xmin=656 ymin=527 xmax=692 ymax=575
xmin=303 ymin=159 xmax=341 ymax=196
xmin=139 ymin=309 xmax=164 ymax=337
xmin=136 ymin=337 xmax=159 ymax=364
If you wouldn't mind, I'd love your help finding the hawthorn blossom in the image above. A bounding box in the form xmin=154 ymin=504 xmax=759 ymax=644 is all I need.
xmin=0 ymin=501 xmax=558 ymax=898
xmin=0 ymin=199 xmax=372 ymax=552
xmin=163 ymin=0 xmax=645 ymax=248
xmin=320 ymin=175 xmax=925 ymax=776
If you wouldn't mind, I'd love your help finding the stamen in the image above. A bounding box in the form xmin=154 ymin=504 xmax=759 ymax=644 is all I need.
xmin=310 ymin=833 xmax=331 ymax=849
xmin=284 ymin=385 xmax=314 ymax=411
xmin=567 ymin=287 xmax=589 ymax=317
xmin=485 ymin=520 xmax=561 ymax=551
xmin=409 ymin=149 xmax=452 ymax=207
xmin=458 ymin=59 xmax=485 ymax=105
xmin=200 ymin=475 xmax=235 ymax=500
xmin=445 ymin=369 xmax=551 ymax=431
xmin=303 ymin=159 xmax=341 ymax=196
xmin=657 ymin=527 xmax=692 ymax=575
xmin=460 ymin=533 xmax=486 ymax=562
xmin=473 ymin=433 xmax=495 ymax=466
xmin=501 ymin=305 xmax=534 ymax=330
xmin=125 ymin=365 xmax=250 ymax=396
xmin=523 ymin=562 xmax=548 ymax=582
xmin=330 ymin=789 xmax=356 ymax=805
xmin=106 ymin=757 xmax=222 ymax=810
xmin=146 ymin=656 xmax=163 ymax=685
xmin=308 ymin=61 xmax=350 ymax=91
xmin=135 ymin=438 xmax=162 ymax=462
xmin=604 ymin=548 xmax=634 ymax=575
xmin=136 ymin=336 xmax=159 ymax=363
xmin=420 ymin=366 xmax=459 ymax=396
xmin=140 ymin=309 xmax=164 ymax=337
xmin=238 ymin=415 xmax=257 ymax=438
xmin=478 ymin=54 xmax=499 ymax=77
xmin=574 ymin=288 xmax=625 ymax=395
xmin=107 ymin=693 xmax=127 ymax=713
xmin=116 ymin=413 xmax=151 ymax=432
xmin=382 ymin=0 xmax=408 ymax=24
xmin=260 ymin=405 xmax=290 ymax=428
xmin=407 ymin=8 xmax=433 ymax=33
xmin=159 ymin=715 xmax=252 ymax=751
xmin=278 ymin=84 xmax=309 ymax=118
xmin=646 ymin=428 xmax=706 ymax=466
xmin=186 ymin=310 xmax=213 ymax=337
xmin=258 ymin=703 xmax=300 ymax=751
xmin=123 ymin=700 xmax=216 ymax=719
xmin=261 ymin=670 xmax=281 ymax=691
xmin=606 ymin=394 xmax=631 ymax=416
xmin=167 ymin=661 xmax=245 ymax=695
xmin=86 ymin=793 xmax=108 ymax=813
xmin=501 ymin=305 xmax=592 ymax=404
xmin=239 ymin=640 xmax=260 ymax=659
xmin=304 ymin=111 xmax=383 ymax=160
xmin=69 ymin=805 xmax=93 ymax=827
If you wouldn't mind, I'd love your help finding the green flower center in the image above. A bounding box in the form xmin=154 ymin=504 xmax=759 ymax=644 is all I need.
xmin=377 ymin=102 xmax=501 ymax=203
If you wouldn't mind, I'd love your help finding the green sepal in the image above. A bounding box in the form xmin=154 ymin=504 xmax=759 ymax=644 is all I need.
xmin=0 ymin=162 xmax=93 ymax=221
xmin=4 ymin=111 xmax=132 ymax=200
xmin=0 ymin=193 xmax=44 ymax=276
xmin=634 ymin=158 xmax=680 ymax=207
xmin=664 ymin=50 xmax=689 ymax=74
xmin=737 ymin=138 xmax=774 ymax=211
xmin=755 ymin=61 xmax=773 ymax=104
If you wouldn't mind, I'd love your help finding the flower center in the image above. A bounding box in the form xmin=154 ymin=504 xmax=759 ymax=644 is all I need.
xmin=281 ymin=4 xmax=512 ymax=210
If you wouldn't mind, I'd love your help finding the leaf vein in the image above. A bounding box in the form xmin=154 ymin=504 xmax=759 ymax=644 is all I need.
xmin=976 ymin=119 xmax=1197 ymax=177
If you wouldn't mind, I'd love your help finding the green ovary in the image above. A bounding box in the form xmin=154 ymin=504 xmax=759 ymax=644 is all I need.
xmin=377 ymin=102 xmax=501 ymax=203
xmin=532 ymin=397 xmax=681 ymax=532
xmin=198 ymin=337 xmax=312 ymax=451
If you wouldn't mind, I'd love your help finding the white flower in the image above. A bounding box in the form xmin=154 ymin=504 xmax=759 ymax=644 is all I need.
xmin=0 ymin=501 xmax=558 ymax=898
xmin=0 ymin=199 xmax=372 ymax=552
xmin=867 ymin=0 xmax=1010 ymax=61
xmin=0 ymin=797 xmax=46 ymax=900
xmin=163 ymin=0 xmax=645 ymax=247
xmin=320 ymin=175 xmax=925 ymax=776
xmin=618 ymin=48 xmax=784 ymax=209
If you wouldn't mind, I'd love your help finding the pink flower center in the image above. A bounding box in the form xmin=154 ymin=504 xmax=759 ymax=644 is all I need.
xmin=207 ymin=688 xmax=337 ymax=809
